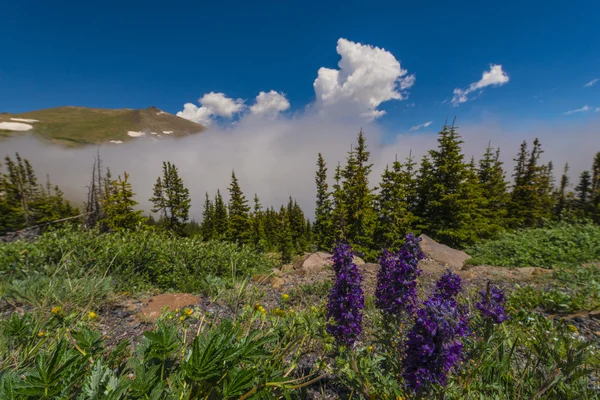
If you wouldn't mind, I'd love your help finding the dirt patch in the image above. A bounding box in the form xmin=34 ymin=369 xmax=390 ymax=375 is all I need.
xmin=133 ymin=293 xmax=201 ymax=322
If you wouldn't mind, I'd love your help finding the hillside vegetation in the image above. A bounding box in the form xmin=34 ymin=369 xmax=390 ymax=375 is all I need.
xmin=0 ymin=106 xmax=205 ymax=146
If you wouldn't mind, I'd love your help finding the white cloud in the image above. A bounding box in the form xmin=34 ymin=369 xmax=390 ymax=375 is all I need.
xmin=249 ymin=90 xmax=290 ymax=117
xmin=564 ymin=105 xmax=590 ymax=115
xmin=452 ymin=64 xmax=510 ymax=106
xmin=177 ymin=92 xmax=245 ymax=125
xmin=596 ymin=107 xmax=600 ymax=112
xmin=313 ymin=38 xmax=414 ymax=120
xmin=584 ymin=79 xmax=598 ymax=87
xmin=409 ymin=121 xmax=433 ymax=132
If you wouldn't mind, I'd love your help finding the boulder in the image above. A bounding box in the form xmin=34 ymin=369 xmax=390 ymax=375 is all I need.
xmin=418 ymin=234 xmax=470 ymax=270
xmin=269 ymin=276 xmax=285 ymax=291
xmin=293 ymin=252 xmax=332 ymax=273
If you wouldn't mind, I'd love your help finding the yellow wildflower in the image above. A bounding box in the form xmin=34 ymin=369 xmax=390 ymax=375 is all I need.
xmin=567 ymin=324 xmax=579 ymax=334
xmin=368 ymin=345 xmax=373 ymax=352
xmin=51 ymin=306 xmax=62 ymax=315
xmin=37 ymin=331 xmax=45 ymax=337
xmin=88 ymin=311 xmax=98 ymax=320
xmin=184 ymin=308 xmax=193 ymax=316
xmin=179 ymin=316 xmax=185 ymax=321
xmin=281 ymin=293 xmax=289 ymax=301
xmin=174 ymin=308 xmax=179 ymax=313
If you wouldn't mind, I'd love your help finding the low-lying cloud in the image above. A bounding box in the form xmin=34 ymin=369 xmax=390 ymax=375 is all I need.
xmin=1 ymin=39 xmax=598 ymax=222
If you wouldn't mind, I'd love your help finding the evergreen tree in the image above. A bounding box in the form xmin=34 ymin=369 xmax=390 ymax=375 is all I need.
xmin=287 ymin=197 xmax=308 ymax=252
xmin=227 ymin=171 xmax=251 ymax=244
xmin=346 ymin=131 xmax=376 ymax=256
xmin=554 ymin=163 xmax=571 ymax=219
xmin=509 ymin=139 xmax=552 ymax=228
xmin=149 ymin=161 xmax=191 ymax=235
xmin=590 ymin=152 xmax=600 ymax=222
xmin=263 ymin=206 xmax=279 ymax=251
xmin=575 ymin=170 xmax=592 ymax=216
xmin=103 ymin=172 xmax=144 ymax=231
xmin=477 ymin=144 xmax=509 ymax=237
xmin=201 ymin=192 xmax=216 ymax=240
xmin=419 ymin=123 xmax=484 ymax=247
xmin=331 ymin=162 xmax=348 ymax=245
xmin=213 ymin=190 xmax=229 ymax=239
xmin=415 ymin=155 xmax=435 ymax=232
xmin=374 ymin=154 xmax=417 ymax=250
xmin=251 ymin=194 xmax=266 ymax=251
xmin=314 ymin=153 xmax=333 ymax=250
xmin=277 ymin=205 xmax=295 ymax=264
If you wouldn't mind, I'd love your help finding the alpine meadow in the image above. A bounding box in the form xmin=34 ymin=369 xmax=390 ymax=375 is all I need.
xmin=2 ymin=1 xmax=600 ymax=399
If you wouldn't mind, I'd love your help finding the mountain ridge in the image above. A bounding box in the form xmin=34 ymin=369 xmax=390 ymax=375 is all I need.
xmin=0 ymin=105 xmax=205 ymax=147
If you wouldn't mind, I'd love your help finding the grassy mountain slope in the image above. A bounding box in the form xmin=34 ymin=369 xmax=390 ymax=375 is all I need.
xmin=0 ymin=106 xmax=205 ymax=146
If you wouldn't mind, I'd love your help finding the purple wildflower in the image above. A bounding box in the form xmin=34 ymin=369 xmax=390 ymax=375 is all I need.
xmin=435 ymin=269 xmax=463 ymax=300
xmin=375 ymin=234 xmax=425 ymax=316
xmin=476 ymin=282 xmax=508 ymax=324
xmin=326 ymin=243 xmax=364 ymax=346
xmin=402 ymin=296 xmax=469 ymax=392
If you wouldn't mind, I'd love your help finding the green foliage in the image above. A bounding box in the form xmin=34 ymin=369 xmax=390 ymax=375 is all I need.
xmin=314 ymin=153 xmax=333 ymax=251
xmin=102 ymin=171 xmax=145 ymax=231
xmin=149 ymin=161 xmax=191 ymax=235
xmin=0 ymin=226 xmax=274 ymax=292
xmin=465 ymin=221 xmax=600 ymax=268
xmin=227 ymin=170 xmax=251 ymax=245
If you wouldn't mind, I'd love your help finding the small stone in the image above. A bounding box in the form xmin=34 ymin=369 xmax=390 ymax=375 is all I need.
xmin=589 ymin=310 xmax=600 ymax=320
xmin=270 ymin=276 xmax=285 ymax=291
xmin=281 ymin=264 xmax=294 ymax=273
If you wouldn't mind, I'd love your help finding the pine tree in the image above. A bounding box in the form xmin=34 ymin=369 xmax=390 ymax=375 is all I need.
xmin=227 ymin=171 xmax=251 ymax=244
xmin=277 ymin=205 xmax=295 ymax=264
xmin=419 ymin=123 xmax=484 ymax=247
xmin=590 ymin=152 xmax=600 ymax=222
xmin=509 ymin=139 xmax=552 ymax=228
xmin=331 ymin=162 xmax=348 ymax=245
xmin=263 ymin=206 xmax=279 ymax=250
xmin=251 ymin=194 xmax=266 ymax=250
xmin=288 ymin=198 xmax=308 ymax=253
xmin=201 ymin=192 xmax=216 ymax=240
xmin=314 ymin=153 xmax=333 ymax=250
xmin=554 ymin=163 xmax=571 ymax=219
xmin=149 ymin=161 xmax=191 ymax=235
xmin=213 ymin=190 xmax=229 ymax=239
xmin=415 ymin=155 xmax=435 ymax=232
xmin=575 ymin=170 xmax=592 ymax=216
xmin=477 ymin=144 xmax=509 ymax=238
xmin=103 ymin=172 xmax=144 ymax=231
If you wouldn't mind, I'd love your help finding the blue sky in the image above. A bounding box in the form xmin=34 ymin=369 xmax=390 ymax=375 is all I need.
xmin=1 ymin=0 xmax=599 ymax=135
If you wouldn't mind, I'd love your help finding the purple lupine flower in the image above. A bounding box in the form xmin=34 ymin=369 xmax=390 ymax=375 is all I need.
xmin=326 ymin=242 xmax=364 ymax=346
xmin=375 ymin=234 xmax=425 ymax=316
xmin=402 ymin=296 xmax=469 ymax=392
xmin=435 ymin=269 xmax=463 ymax=300
xmin=476 ymin=282 xmax=508 ymax=324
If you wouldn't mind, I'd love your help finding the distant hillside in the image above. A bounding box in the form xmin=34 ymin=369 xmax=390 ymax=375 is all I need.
xmin=0 ymin=106 xmax=205 ymax=146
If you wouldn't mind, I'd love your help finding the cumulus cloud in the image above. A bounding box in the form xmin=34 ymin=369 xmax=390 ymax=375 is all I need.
xmin=452 ymin=64 xmax=510 ymax=106
xmin=313 ymin=38 xmax=415 ymax=120
xmin=249 ymin=90 xmax=290 ymax=117
xmin=409 ymin=121 xmax=433 ymax=132
xmin=176 ymin=92 xmax=245 ymax=125
xmin=564 ymin=105 xmax=590 ymax=115
xmin=584 ymin=78 xmax=598 ymax=87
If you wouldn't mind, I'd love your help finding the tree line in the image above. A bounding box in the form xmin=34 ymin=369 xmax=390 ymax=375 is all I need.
xmin=313 ymin=124 xmax=600 ymax=259
xmin=1 ymin=123 xmax=598 ymax=261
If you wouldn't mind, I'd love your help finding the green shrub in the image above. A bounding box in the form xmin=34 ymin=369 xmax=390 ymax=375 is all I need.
xmin=465 ymin=221 xmax=600 ymax=268
xmin=0 ymin=226 xmax=274 ymax=292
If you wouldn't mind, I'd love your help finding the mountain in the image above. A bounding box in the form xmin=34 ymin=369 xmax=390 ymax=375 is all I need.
xmin=0 ymin=106 xmax=205 ymax=146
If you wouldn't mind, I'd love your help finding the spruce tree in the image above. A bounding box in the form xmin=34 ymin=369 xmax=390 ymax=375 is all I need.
xmin=509 ymin=139 xmax=552 ymax=228
xmin=263 ymin=206 xmax=279 ymax=251
xmin=213 ymin=190 xmax=229 ymax=239
xmin=554 ymin=163 xmax=571 ymax=219
xmin=227 ymin=171 xmax=251 ymax=244
xmin=575 ymin=170 xmax=592 ymax=216
xmin=277 ymin=205 xmax=295 ymax=264
xmin=149 ymin=161 xmax=191 ymax=235
xmin=343 ymin=130 xmax=376 ymax=257
xmin=590 ymin=152 xmax=600 ymax=222
xmin=251 ymin=194 xmax=266 ymax=250
xmin=331 ymin=162 xmax=348 ymax=245
xmin=477 ymin=144 xmax=509 ymax=238
xmin=201 ymin=192 xmax=216 ymax=240
xmin=415 ymin=155 xmax=435 ymax=232
xmin=314 ymin=153 xmax=333 ymax=250
xmin=420 ymin=123 xmax=484 ymax=247
xmin=288 ymin=198 xmax=308 ymax=253
xmin=103 ymin=172 xmax=144 ymax=231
